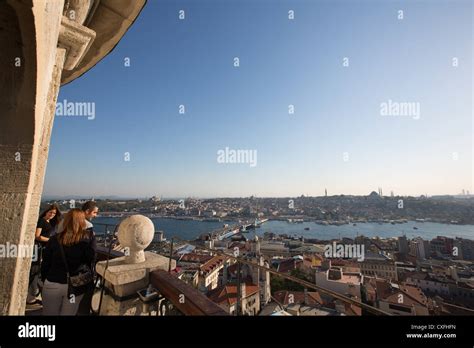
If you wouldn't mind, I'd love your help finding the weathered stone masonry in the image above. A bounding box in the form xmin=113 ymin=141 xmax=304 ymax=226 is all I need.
xmin=0 ymin=0 xmax=145 ymax=315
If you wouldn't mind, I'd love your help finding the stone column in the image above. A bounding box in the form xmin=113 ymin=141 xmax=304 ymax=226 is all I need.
xmin=0 ymin=0 xmax=146 ymax=315
xmin=0 ymin=0 xmax=96 ymax=315
xmin=0 ymin=0 xmax=66 ymax=315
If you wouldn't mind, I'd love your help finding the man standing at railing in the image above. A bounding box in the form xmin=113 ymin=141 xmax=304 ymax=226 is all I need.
xmin=82 ymin=201 xmax=99 ymax=234
xmin=77 ymin=201 xmax=99 ymax=315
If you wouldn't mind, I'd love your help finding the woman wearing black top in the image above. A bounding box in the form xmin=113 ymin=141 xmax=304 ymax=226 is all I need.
xmin=27 ymin=204 xmax=62 ymax=304
xmin=41 ymin=208 xmax=95 ymax=315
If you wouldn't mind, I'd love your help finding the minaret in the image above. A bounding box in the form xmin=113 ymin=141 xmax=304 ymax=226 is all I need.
xmin=255 ymin=235 xmax=261 ymax=255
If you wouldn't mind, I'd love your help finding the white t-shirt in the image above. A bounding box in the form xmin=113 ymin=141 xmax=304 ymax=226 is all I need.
xmin=85 ymin=220 xmax=93 ymax=229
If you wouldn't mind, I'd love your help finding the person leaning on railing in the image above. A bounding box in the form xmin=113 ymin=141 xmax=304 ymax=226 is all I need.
xmin=26 ymin=203 xmax=62 ymax=305
xmin=40 ymin=209 xmax=96 ymax=315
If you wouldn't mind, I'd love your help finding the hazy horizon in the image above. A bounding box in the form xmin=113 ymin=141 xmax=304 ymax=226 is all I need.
xmin=41 ymin=191 xmax=473 ymax=201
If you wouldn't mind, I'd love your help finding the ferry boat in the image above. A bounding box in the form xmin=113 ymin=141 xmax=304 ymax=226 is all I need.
xmin=219 ymin=228 xmax=240 ymax=240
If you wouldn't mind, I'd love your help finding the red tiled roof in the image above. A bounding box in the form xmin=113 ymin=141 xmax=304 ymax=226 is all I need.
xmin=374 ymin=279 xmax=392 ymax=299
xmin=398 ymin=284 xmax=428 ymax=306
xmin=180 ymin=253 xmax=213 ymax=264
xmin=200 ymin=255 xmax=227 ymax=274
xmin=372 ymin=278 xmax=428 ymax=307
xmin=207 ymin=282 xmax=260 ymax=306
xmin=277 ymin=259 xmax=302 ymax=273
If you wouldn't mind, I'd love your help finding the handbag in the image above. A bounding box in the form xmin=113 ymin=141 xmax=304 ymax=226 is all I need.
xmin=58 ymin=235 xmax=94 ymax=296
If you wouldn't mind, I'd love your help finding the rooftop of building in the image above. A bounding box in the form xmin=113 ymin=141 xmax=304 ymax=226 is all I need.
xmin=406 ymin=271 xmax=456 ymax=284
xmin=200 ymin=255 xmax=228 ymax=275
xmin=276 ymin=258 xmax=301 ymax=273
xmin=363 ymin=251 xmax=392 ymax=262
xmin=365 ymin=276 xmax=429 ymax=307
xmin=179 ymin=252 xmax=213 ymax=264
xmin=207 ymin=281 xmax=260 ymax=306
xmin=323 ymin=268 xmax=362 ymax=285
xmin=286 ymin=303 xmax=341 ymax=316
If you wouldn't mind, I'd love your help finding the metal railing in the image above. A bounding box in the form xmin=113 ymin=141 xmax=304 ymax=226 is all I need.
xmin=91 ymin=222 xmax=118 ymax=235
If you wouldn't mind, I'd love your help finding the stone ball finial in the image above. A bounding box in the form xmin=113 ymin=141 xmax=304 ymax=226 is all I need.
xmin=117 ymin=215 xmax=154 ymax=264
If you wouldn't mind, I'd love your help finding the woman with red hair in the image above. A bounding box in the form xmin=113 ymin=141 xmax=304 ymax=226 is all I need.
xmin=41 ymin=209 xmax=95 ymax=315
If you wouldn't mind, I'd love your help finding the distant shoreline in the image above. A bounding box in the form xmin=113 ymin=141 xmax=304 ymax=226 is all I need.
xmin=96 ymin=213 xmax=474 ymax=227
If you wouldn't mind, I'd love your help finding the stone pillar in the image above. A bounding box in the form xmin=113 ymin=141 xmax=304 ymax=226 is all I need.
xmin=0 ymin=0 xmax=96 ymax=315
xmin=0 ymin=0 xmax=146 ymax=315
xmin=0 ymin=0 xmax=66 ymax=315
xmin=94 ymin=215 xmax=176 ymax=315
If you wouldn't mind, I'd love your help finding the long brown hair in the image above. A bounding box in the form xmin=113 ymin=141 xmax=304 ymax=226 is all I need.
xmin=39 ymin=203 xmax=62 ymax=227
xmin=57 ymin=209 xmax=89 ymax=246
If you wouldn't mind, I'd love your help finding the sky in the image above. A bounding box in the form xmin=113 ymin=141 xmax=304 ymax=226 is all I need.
xmin=43 ymin=0 xmax=473 ymax=199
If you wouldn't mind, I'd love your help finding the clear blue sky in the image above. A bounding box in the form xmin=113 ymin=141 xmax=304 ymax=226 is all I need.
xmin=44 ymin=0 xmax=473 ymax=198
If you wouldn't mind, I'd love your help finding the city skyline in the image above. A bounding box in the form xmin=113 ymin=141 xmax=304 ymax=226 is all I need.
xmin=43 ymin=0 xmax=473 ymax=198
xmin=41 ymin=189 xmax=474 ymax=201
